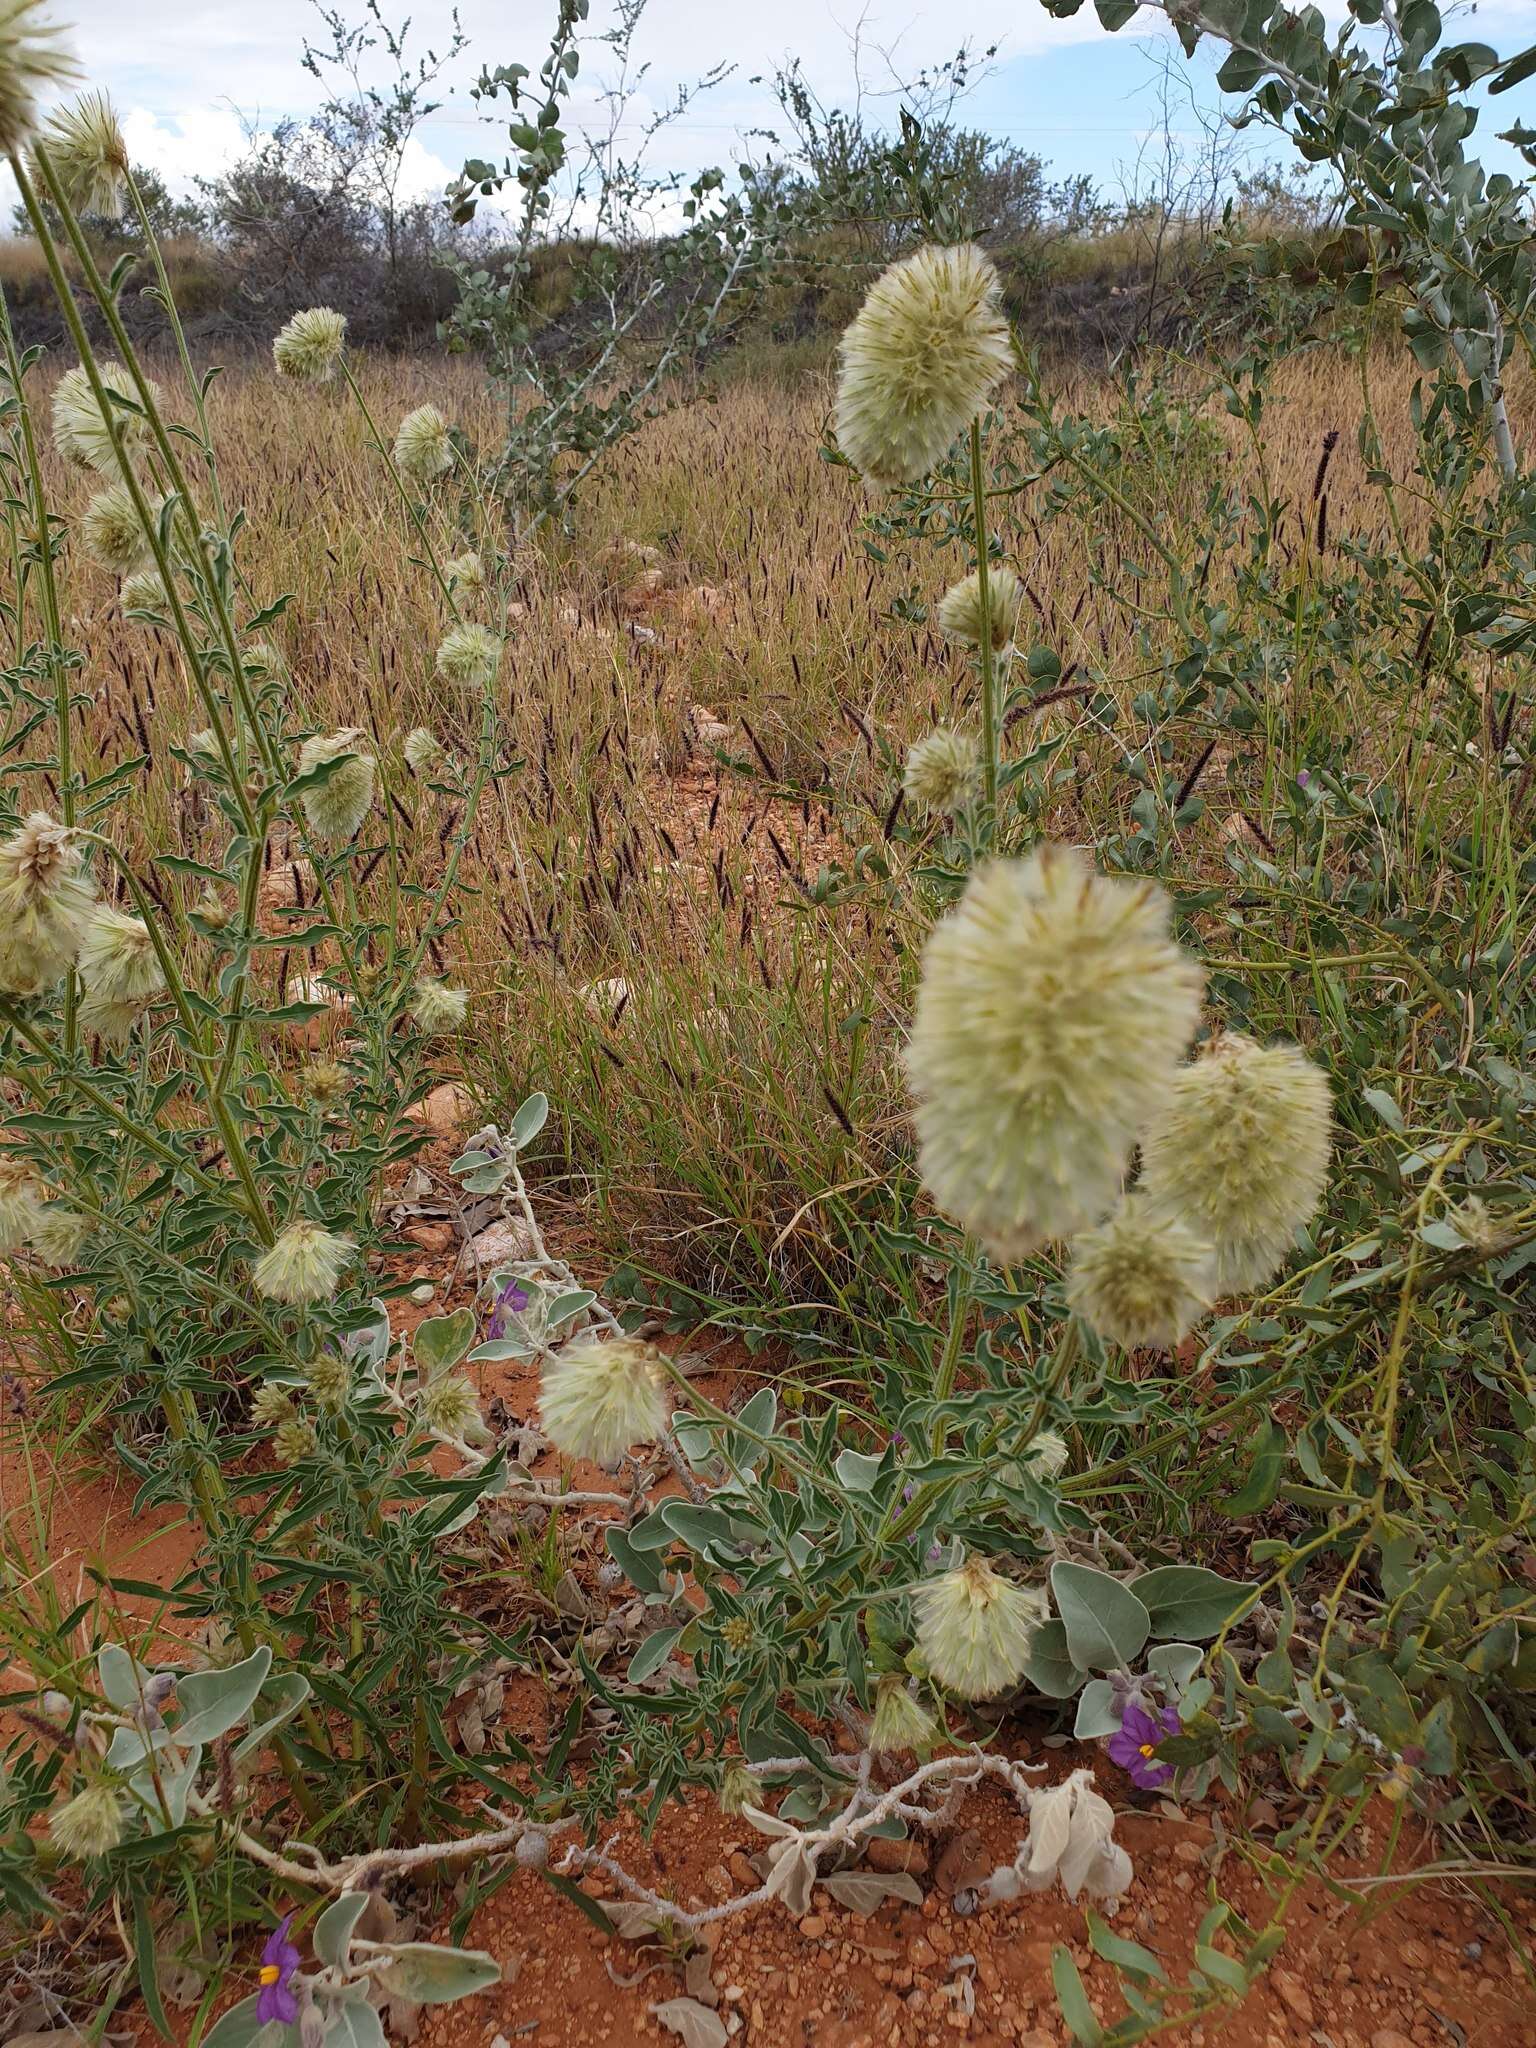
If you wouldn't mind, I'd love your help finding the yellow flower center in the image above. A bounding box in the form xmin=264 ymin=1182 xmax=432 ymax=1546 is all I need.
xmin=1137 ymin=1743 xmax=1157 ymax=1759
xmin=258 ymin=1965 xmax=281 ymax=1986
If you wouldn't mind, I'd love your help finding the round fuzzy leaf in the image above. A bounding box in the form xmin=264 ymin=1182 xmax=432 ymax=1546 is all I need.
xmin=1050 ymin=1562 xmax=1150 ymax=1673
xmin=1131 ymin=1566 xmax=1255 ymax=1641
xmin=413 ymin=1309 xmax=476 ymax=1379
xmin=176 ymin=1646 xmax=272 ymax=1743
xmin=374 ymin=1942 xmax=502 ymax=2003
xmin=1017 ymin=1619 xmax=1088 ymax=1699
xmin=200 ymin=1996 xmax=281 ymax=2048
xmin=1072 ymin=1678 xmax=1122 ymax=1740
xmin=313 ymin=1892 xmax=371 ymax=1970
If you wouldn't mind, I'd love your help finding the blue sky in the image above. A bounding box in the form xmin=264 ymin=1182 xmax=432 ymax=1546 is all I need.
xmin=19 ymin=0 xmax=1536 ymax=218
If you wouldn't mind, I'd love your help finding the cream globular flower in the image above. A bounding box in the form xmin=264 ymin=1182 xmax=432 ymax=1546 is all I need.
xmin=402 ymin=726 xmax=443 ymax=774
xmin=80 ymin=482 xmax=154 ymax=574
xmin=936 ymin=563 xmax=1025 ymax=653
xmin=28 ymin=1202 xmax=91 ymax=1267
xmin=119 ymin=566 xmax=168 ymax=617
xmin=76 ymin=905 xmax=163 ymax=1005
xmin=869 ymin=1677 xmax=941 ymax=1756
xmin=539 ymin=1335 xmax=671 ymax=1465
xmin=903 ymin=728 xmax=980 ymax=817
xmin=912 ymin=1555 xmax=1046 ymax=1700
xmin=904 ymin=844 xmax=1204 ymax=1262
xmin=834 ymin=243 xmax=1013 ymax=488
xmin=248 ymin=1382 xmax=297 ymax=1429
xmin=1064 ymin=1192 xmax=1215 ymax=1351
xmin=296 ymin=729 xmax=375 ymax=843
xmin=0 ymin=0 xmax=78 ymax=159
xmin=1139 ymin=1032 xmax=1332 ymax=1296
xmin=435 ymin=622 xmax=503 ymax=692
xmin=393 ymin=403 xmax=454 ymax=482
xmin=35 ymin=89 xmax=129 ymax=217
xmin=411 ymin=978 xmax=468 ymax=1033
xmin=272 ymin=1416 xmax=317 ymax=1464
xmin=0 ymin=1166 xmax=44 ymax=1252
xmin=0 ymin=810 xmax=96 ymax=996
xmin=421 ymin=1373 xmax=491 ymax=1443
xmin=443 ymin=552 xmax=484 ymax=595
xmin=251 ymin=1219 xmax=355 ymax=1306
xmin=51 ymin=361 xmax=160 ymax=474
xmin=49 ymin=1781 xmax=124 ymax=1860
xmin=273 ymin=307 xmax=347 ymax=381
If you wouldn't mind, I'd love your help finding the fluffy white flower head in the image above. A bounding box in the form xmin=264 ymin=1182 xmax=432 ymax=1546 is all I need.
xmin=903 ymin=728 xmax=979 ymax=817
xmin=0 ymin=0 xmax=78 ymax=158
xmin=539 ymin=1335 xmax=670 ymax=1465
xmin=252 ymin=1219 xmax=354 ymax=1306
xmin=435 ymin=622 xmax=503 ymax=691
xmin=296 ymin=729 xmax=375 ymax=843
xmin=36 ymin=89 xmax=128 ymax=216
xmin=76 ymin=905 xmax=163 ymax=1005
xmin=1140 ymin=1032 xmax=1332 ymax=1295
xmin=80 ymin=482 xmax=152 ymax=573
xmin=912 ymin=1554 xmax=1045 ymax=1699
xmin=1065 ymin=1191 xmax=1214 ymax=1350
xmin=273 ymin=307 xmax=347 ymax=382
xmin=51 ymin=361 xmax=159 ymax=473
xmin=411 ymin=978 xmax=468 ymax=1033
xmin=393 ymin=403 xmax=453 ymax=481
xmin=937 ymin=563 xmax=1025 ymax=652
xmin=904 ymin=844 xmax=1204 ymax=1260
xmin=49 ymin=1780 xmax=124 ymax=1860
xmin=0 ymin=811 xmax=95 ymax=995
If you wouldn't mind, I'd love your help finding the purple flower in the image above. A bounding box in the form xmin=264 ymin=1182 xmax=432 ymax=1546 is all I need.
xmin=1296 ymin=769 xmax=1311 ymax=789
xmin=1104 ymin=1700 xmax=1181 ymax=1791
xmin=256 ymin=1912 xmax=301 ymax=2026
xmin=487 ymin=1280 xmax=531 ymax=1338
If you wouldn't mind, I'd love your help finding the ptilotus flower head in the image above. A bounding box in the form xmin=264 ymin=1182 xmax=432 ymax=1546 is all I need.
xmin=248 ymin=1382 xmax=297 ymax=1429
xmin=0 ymin=1166 xmax=43 ymax=1252
xmin=36 ymin=89 xmax=128 ymax=217
xmin=411 ymin=977 xmax=468 ymax=1034
xmin=539 ymin=1335 xmax=671 ymax=1465
xmin=834 ymin=244 xmax=1013 ymax=487
xmin=28 ymin=1202 xmax=90 ymax=1267
xmin=903 ymin=727 xmax=979 ymax=817
xmin=0 ymin=0 xmax=77 ymax=158
xmin=936 ymin=563 xmax=1025 ymax=653
xmin=869 ymin=1677 xmax=941 ymax=1756
xmin=251 ymin=1219 xmax=355 ymax=1306
xmin=78 ymin=993 xmax=143 ymax=1046
xmin=421 ymin=1372 xmax=490 ymax=1443
xmin=271 ymin=1416 xmax=317 ymax=1465
xmin=80 ymin=482 xmax=152 ymax=574
xmin=303 ymin=1351 xmax=351 ymax=1411
xmin=273 ymin=306 xmax=346 ymax=382
xmin=904 ymin=845 xmax=1204 ymax=1261
xmin=49 ymin=1780 xmax=124 ymax=1860
xmin=51 ymin=361 xmax=159 ymax=473
xmin=296 ymin=728 xmax=375 ymax=843
xmin=119 ymin=567 xmax=168 ymax=618
xmin=393 ymin=403 xmax=453 ymax=481
xmin=0 ymin=810 xmax=95 ymax=995
xmin=76 ymin=905 xmax=163 ymax=1004
xmin=302 ymin=1058 xmax=349 ymax=1108
xmin=1442 ymin=1195 xmax=1511 ymax=1257
xmin=443 ymin=551 xmax=483 ymax=595
xmin=911 ymin=1555 xmax=1046 ymax=1700
xmin=435 ymin=622 xmax=503 ymax=692
xmin=1139 ymin=1032 xmax=1332 ymax=1296
xmin=402 ymin=726 xmax=443 ymax=774
xmin=716 ymin=1761 xmax=759 ymax=1817
xmin=1024 ymin=1429 xmax=1068 ymax=1479
xmin=243 ymin=638 xmax=290 ymax=686
xmin=1065 ymin=1191 xmax=1214 ymax=1351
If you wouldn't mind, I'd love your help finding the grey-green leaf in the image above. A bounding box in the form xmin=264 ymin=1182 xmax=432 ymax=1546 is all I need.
xmin=313 ymin=1892 xmax=371 ymax=1970
xmin=414 ymin=1308 xmax=476 ymax=1378
xmin=509 ymin=1092 xmax=549 ymax=1149
xmin=200 ymin=1995 xmax=278 ymax=2048
xmin=1132 ymin=1566 xmax=1255 ymax=1641
xmin=1017 ymin=1619 xmax=1088 ymax=1699
xmin=1050 ymin=1561 xmax=1150 ymax=1672
xmin=176 ymin=1647 xmax=272 ymax=1743
xmin=373 ymin=1943 xmax=502 ymax=2003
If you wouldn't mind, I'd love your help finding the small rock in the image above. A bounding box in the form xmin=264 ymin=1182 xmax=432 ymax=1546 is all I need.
xmin=407 ymin=1081 xmax=468 ymax=1137
xmin=909 ymin=1937 xmax=938 ymax=1971
xmin=1274 ymin=1973 xmax=1314 ymax=2026
xmin=459 ymin=1217 xmax=536 ymax=1272
xmin=727 ymin=1852 xmax=759 ymax=1890
xmin=1173 ymin=1840 xmax=1203 ymax=1865
xmin=409 ymin=1282 xmax=435 ymax=1304
xmin=866 ymin=1836 xmax=930 ymax=1876
xmin=799 ymin=1916 xmax=826 ymax=1940
xmin=1370 ymin=2032 xmax=1415 ymax=2048
xmin=404 ymin=1221 xmax=455 ymax=1255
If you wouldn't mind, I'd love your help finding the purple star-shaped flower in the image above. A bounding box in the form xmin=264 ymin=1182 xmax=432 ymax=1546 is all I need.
xmin=1104 ymin=1700 xmax=1181 ymax=1790
xmin=256 ymin=1912 xmax=301 ymax=2026
xmin=487 ymin=1279 xmax=532 ymax=1338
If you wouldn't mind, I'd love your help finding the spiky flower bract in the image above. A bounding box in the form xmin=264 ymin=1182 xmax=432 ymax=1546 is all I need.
xmin=421 ymin=1373 xmax=490 ymax=1442
xmin=937 ymin=563 xmax=1025 ymax=652
xmin=912 ymin=1555 xmax=1045 ymax=1700
xmin=303 ymin=1059 xmax=349 ymax=1107
xmin=411 ymin=978 xmax=468 ymax=1033
xmin=435 ymin=622 xmax=502 ymax=691
xmin=248 ymin=1382 xmax=296 ymax=1429
xmin=1065 ymin=1192 xmax=1215 ymax=1350
xmin=51 ymin=361 xmax=158 ymax=473
xmin=834 ymin=244 xmax=1013 ymax=487
xmin=272 ymin=307 xmax=346 ymax=382
xmin=76 ymin=906 xmax=162 ymax=1005
xmin=49 ymin=1781 xmax=124 ymax=1860
xmin=904 ymin=845 xmax=1204 ymax=1260
xmin=296 ymin=729 xmax=375 ymax=842
xmin=243 ymin=638 xmax=289 ymax=686
xmin=0 ymin=811 xmax=95 ymax=995
xmin=119 ymin=567 xmax=168 ymax=617
xmin=403 ymin=726 xmax=442 ymax=774
xmin=303 ymin=1352 xmax=351 ymax=1410
xmin=1025 ymin=1430 xmax=1068 ymax=1479
xmin=252 ymin=1219 xmax=354 ymax=1306
xmin=36 ymin=90 xmax=128 ymax=217
xmin=539 ymin=1336 xmax=670 ymax=1464
xmin=28 ymin=1203 xmax=90 ymax=1267
xmin=0 ymin=1166 xmax=43 ymax=1252
xmin=443 ymin=551 xmax=483 ymax=595
xmin=869 ymin=1677 xmax=941 ymax=1756
xmin=80 ymin=482 xmax=151 ymax=573
xmin=393 ymin=403 xmax=453 ymax=481
xmin=903 ymin=727 xmax=979 ymax=816
xmin=0 ymin=0 xmax=77 ymax=158
xmin=272 ymin=1416 xmax=317 ymax=1464
xmin=78 ymin=993 xmax=142 ymax=1046
xmin=1140 ymin=1033 xmax=1333 ymax=1295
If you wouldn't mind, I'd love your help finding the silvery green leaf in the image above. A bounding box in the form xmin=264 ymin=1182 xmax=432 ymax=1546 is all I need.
xmin=322 ymin=1997 xmax=387 ymax=2048
xmin=176 ymin=1647 xmax=272 ymax=1743
xmin=233 ymin=1673 xmax=312 ymax=1763
xmin=372 ymin=1944 xmax=501 ymax=2003
xmin=1050 ymin=1562 xmax=1150 ymax=1673
xmin=833 ymin=1448 xmax=884 ymax=1491
xmin=509 ymin=1092 xmax=549 ymax=1148
xmin=736 ymin=1386 xmax=777 ymax=1437
xmin=459 ymin=1163 xmax=511 ymax=1195
xmin=413 ymin=1309 xmax=476 ymax=1378
xmin=1131 ymin=1566 xmax=1255 ymax=1641
xmin=649 ymin=1999 xmax=727 ymax=2048
xmin=200 ymin=1994 xmax=282 ymax=2048
xmin=1072 ymin=1679 xmax=1123 ymax=1740
xmin=628 ymin=1626 xmax=685 ymax=1683
xmin=105 ymin=1722 xmax=171 ymax=1771
xmin=822 ymin=1871 xmax=923 ymax=1913
xmin=545 ymin=1288 xmax=594 ymax=1328
xmin=1017 ymin=1620 xmax=1088 ymax=1700
xmin=313 ymin=1893 xmax=371 ymax=1970
xmin=467 ymin=1338 xmax=534 ymax=1362
xmin=130 ymin=1743 xmax=201 ymax=1829
xmin=1145 ymin=1642 xmax=1204 ymax=1693
xmin=98 ymin=1644 xmax=153 ymax=1709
